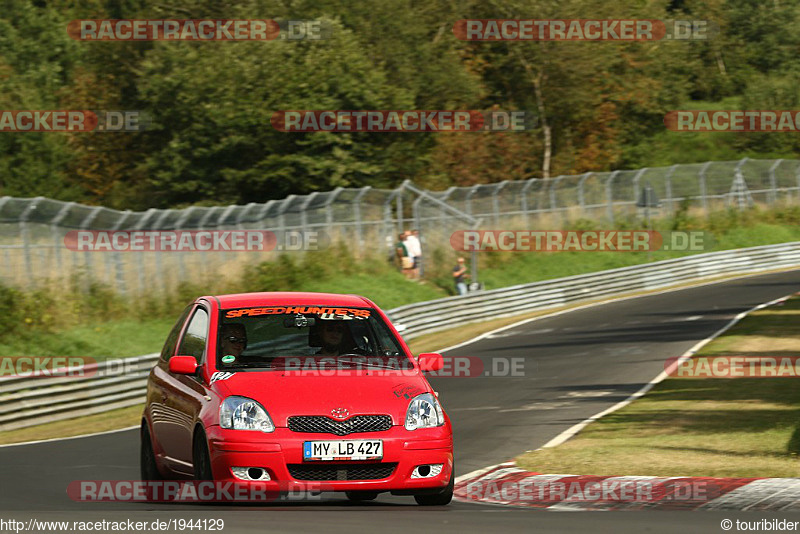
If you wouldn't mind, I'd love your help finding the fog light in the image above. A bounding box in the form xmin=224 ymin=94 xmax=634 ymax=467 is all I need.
xmin=232 ymin=467 xmax=271 ymax=481
xmin=411 ymin=464 xmax=443 ymax=479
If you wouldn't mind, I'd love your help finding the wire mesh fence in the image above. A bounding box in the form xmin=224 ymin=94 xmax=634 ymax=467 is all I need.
xmin=1 ymin=157 xmax=799 ymax=294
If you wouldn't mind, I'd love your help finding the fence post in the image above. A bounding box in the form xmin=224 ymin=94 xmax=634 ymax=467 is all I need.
xmin=605 ymin=171 xmax=620 ymax=224
xmin=699 ymin=161 xmax=711 ymax=214
xmin=731 ymin=158 xmax=751 ymax=210
xmin=465 ymin=185 xmax=479 ymax=216
xmin=235 ymin=203 xmax=258 ymax=229
xmin=276 ymin=196 xmax=295 ymax=233
xmin=549 ymin=176 xmax=564 ymax=223
xmin=492 ymin=181 xmax=509 ymax=226
xmin=768 ymin=159 xmax=782 ymax=204
xmin=323 ymin=188 xmax=343 ymax=242
xmin=412 ymin=194 xmax=423 ymax=277
xmin=577 ymin=172 xmax=593 ymax=214
xmin=382 ymin=187 xmax=403 ymax=249
xmin=521 ymin=178 xmax=538 ymax=227
xmin=174 ymin=206 xmax=197 ymax=285
xmin=353 ymin=186 xmax=372 ymax=256
xmin=632 ymin=168 xmax=649 ymax=220
xmin=50 ymin=201 xmax=76 ymax=280
xmin=440 ymin=187 xmax=455 ymax=228
xmin=153 ymin=209 xmax=175 ymax=291
xmin=797 ymin=162 xmax=800 ymax=203
xmin=110 ymin=210 xmax=132 ymax=295
xmin=664 ymin=165 xmax=677 ymax=215
xmin=19 ymin=198 xmax=43 ymax=286
xmin=299 ymin=193 xmax=318 ymax=235
xmin=78 ymin=205 xmax=106 ymax=288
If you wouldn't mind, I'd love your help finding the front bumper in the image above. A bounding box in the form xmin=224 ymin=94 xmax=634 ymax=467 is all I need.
xmin=206 ymin=425 xmax=453 ymax=493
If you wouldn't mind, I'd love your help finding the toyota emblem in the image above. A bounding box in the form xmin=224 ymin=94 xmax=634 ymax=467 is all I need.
xmin=330 ymin=408 xmax=350 ymax=420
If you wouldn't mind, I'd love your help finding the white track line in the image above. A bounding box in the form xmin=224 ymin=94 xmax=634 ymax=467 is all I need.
xmin=540 ymin=292 xmax=794 ymax=449
xmin=0 ymin=424 xmax=139 ymax=448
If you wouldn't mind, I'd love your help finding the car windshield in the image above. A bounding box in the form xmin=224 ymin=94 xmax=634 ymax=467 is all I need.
xmin=217 ymin=305 xmax=411 ymax=371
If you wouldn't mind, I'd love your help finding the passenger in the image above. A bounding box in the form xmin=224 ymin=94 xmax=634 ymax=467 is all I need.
xmin=220 ymin=323 xmax=247 ymax=360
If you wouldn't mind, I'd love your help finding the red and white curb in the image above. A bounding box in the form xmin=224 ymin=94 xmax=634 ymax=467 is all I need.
xmin=455 ymin=464 xmax=800 ymax=511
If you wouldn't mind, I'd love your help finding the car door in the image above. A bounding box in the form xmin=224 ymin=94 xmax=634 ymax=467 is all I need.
xmin=157 ymin=305 xmax=211 ymax=473
xmin=148 ymin=304 xmax=193 ymax=469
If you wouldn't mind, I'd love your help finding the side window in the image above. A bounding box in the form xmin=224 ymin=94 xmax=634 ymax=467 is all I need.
xmin=372 ymin=318 xmax=403 ymax=357
xmin=177 ymin=308 xmax=209 ymax=364
xmin=160 ymin=305 xmax=194 ymax=362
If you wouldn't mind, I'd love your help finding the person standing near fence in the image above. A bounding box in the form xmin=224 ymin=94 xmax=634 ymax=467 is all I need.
xmin=395 ymin=232 xmax=414 ymax=279
xmin=453 ymin=257 xmax=470 ymax=295
xmin=404 ymin=229 xmax=422 ymax=280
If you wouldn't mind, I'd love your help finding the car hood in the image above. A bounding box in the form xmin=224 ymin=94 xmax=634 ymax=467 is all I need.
xmin=211 ymin=370 xmax=432 ymax=426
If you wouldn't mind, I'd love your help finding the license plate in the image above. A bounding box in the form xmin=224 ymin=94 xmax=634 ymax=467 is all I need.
xmin=303 ymin=440 xmax=383 ymax=461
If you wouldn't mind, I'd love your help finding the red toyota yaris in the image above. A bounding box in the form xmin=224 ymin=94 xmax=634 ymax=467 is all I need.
xmin=141 ymin=292 xmax=453 ymax=505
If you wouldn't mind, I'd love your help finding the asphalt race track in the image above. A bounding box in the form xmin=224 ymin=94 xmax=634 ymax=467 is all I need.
xmin=2 ymin=270 xmax=800 ymax=533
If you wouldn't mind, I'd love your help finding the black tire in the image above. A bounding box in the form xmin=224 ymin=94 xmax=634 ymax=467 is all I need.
xmin=345 ymin=491 xmax=379 ymax=502
xmin=414 ymin=471 xmax=454 ymax=506
xmin=140 ymin=423 xmax=162 ymax=481
xmin=193 ymin=429 xmax=214 ymax=481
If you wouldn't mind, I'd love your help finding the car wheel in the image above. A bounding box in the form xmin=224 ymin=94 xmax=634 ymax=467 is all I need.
xmin=414 ymin=470 xmax=454 ymax=506
xmin=345 ymin=491 xmax=379 ymax=502
xmin=140 ymin=423 xmax=162 ymax=481
xmin=193 ymin=429 xmax=214 ymax=481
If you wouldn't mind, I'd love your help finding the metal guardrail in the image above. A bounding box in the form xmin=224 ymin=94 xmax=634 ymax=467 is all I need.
xmin=2 ymin=241 xmax=799 ymax=432
xmin=389 ymin=242 xmax=800 ymax=339
xmin=0 ymin=354 xmax=158 ymax=432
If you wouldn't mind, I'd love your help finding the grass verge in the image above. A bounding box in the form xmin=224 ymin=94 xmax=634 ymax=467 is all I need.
xmin=516 ymin=294 xmax=800 ymax=478
xmin=0 ymin=405 xmax=143 ymax=446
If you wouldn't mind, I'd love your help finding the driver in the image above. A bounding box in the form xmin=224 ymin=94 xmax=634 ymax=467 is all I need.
xmin=316 ymin=320 xmax=350 ymax=357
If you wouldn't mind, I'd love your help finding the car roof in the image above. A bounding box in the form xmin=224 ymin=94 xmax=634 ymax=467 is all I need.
xmin=205 ymin=292 xmax=373 ymax=309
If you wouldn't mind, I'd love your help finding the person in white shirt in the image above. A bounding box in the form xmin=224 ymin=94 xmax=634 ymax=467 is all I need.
xmin=404 ymin=229 xmax=422 ymax=279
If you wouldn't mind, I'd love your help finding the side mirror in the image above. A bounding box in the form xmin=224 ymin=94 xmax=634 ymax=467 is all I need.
xmin=417 ymin=353 xmax=444 ymax=372
xmin=169 ymin=355 xmax=198 ymax=375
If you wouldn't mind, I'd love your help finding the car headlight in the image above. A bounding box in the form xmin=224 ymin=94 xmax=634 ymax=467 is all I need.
xmin=404 ymin=393 xmax=445 ymax=430
xmin=219 ymin=396 xmax=275 ymax=433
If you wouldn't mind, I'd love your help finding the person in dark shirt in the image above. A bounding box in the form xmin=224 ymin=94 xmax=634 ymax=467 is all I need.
xmin=452 ymin=257 xmax=469 ymax=295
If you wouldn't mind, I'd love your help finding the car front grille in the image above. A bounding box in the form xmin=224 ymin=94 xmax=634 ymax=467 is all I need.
xmin=287 ymin=463 xmax=398 ymax=481
xmin=287 ymin=415 xmax=392 ymax=436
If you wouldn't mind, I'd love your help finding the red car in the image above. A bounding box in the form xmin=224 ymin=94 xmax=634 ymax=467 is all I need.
xmin=141 ymin=292 xmax=454 ymax=505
